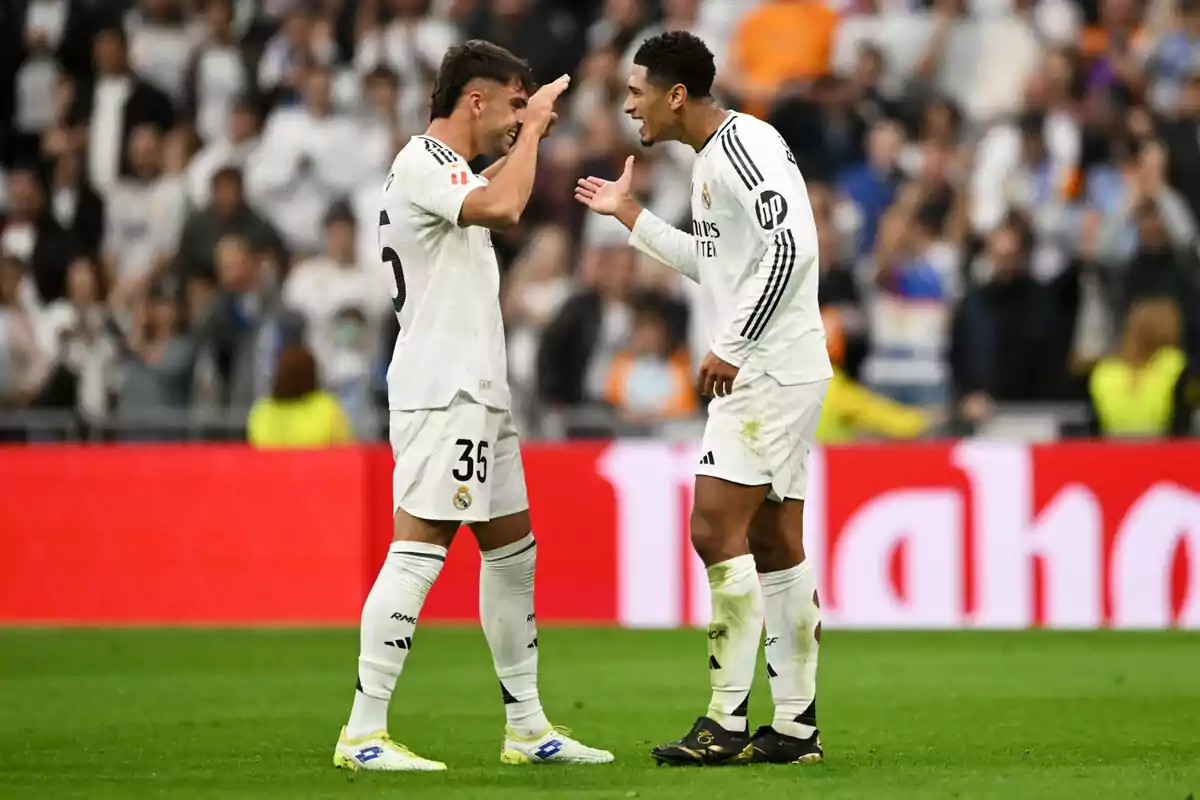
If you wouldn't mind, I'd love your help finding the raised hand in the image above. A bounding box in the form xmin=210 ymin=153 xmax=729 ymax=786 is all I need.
xmin=525 ymin=74 xmax=571 ymax=136
xmin=574 ymin=155 xmax=634 ymax=216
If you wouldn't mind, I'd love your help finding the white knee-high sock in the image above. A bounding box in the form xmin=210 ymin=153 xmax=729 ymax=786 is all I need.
xmin=346 ymin=541 xmax=446 ymax=739
xmin=479 ymin=533 xmax=550 ymax=738
xmin=761 ymin=560 xmax=821 ymax=739
xmin=705 ymin=554 xmax=764 ymax=733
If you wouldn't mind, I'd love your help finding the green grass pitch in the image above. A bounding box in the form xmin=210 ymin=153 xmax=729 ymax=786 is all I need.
xmin=2 ymin=628 xmax=1198 ymax=799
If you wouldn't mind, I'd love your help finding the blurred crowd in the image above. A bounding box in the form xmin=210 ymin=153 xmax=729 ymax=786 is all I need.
xmin=1 ymin=0 xmax=1198 ymax=444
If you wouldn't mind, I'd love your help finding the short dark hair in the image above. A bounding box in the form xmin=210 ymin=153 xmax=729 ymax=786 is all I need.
xmin=633 ymin=31 xmax=715 ymax=99
xmin=429 ymin=40 xmax=533 ymax=120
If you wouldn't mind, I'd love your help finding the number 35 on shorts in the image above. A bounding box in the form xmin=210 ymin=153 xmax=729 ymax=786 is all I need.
xmin=451 ymin=438 xmax=488 ymax=510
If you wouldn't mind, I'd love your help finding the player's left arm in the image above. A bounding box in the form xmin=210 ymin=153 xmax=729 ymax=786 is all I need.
xmin=711 ymin=126 xmax=815 ymax=370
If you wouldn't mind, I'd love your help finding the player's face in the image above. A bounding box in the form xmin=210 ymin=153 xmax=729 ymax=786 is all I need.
xmin=624 ymin=66 xmax=678 ymax=146
xmin=477 ymin=80 xmax=529 ymax=157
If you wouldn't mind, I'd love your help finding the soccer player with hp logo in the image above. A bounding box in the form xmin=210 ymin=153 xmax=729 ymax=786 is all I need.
xmin=577 ymin=30 xmax=831 ymax=766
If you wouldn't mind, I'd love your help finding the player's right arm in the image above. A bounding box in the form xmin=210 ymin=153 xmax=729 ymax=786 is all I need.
xmin=417 ymin=75 xmax=570 ymax=230
xmin=575 ymin=156 xmax=700 ymax=283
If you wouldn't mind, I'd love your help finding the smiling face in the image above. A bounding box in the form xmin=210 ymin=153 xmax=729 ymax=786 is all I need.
xmin=473 ymin=79 xmax=529 ymax=157
xmin=624 ymin=65 xmax=681 ymax=146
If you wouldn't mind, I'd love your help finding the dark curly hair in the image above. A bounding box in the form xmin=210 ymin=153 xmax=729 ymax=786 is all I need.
xmin=632 ymin=31 xmax=715 ymax=99
xmin=429 ymin=40 xmax=533 ymax=120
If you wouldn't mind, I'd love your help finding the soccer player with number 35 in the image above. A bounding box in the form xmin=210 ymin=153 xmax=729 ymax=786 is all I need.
xmin=333 ymin=41 xmax=613 ymax=772
xmin=576 ymin=31 xmax=833 ymax=766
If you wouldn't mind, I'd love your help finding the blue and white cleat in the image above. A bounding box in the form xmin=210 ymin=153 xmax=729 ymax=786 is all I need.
xmin=333 ymin=727 xmax=447 ymax=771
xmin=500 ymin=726 xmax=615 ymax=765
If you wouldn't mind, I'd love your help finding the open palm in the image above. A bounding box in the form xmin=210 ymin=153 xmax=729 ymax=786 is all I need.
xmin=574 ymin=155 xmax=634 ymax=216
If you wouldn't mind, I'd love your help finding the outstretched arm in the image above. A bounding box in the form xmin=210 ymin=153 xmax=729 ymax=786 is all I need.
xmin=576 ymin=156 xmax=700 ymax=283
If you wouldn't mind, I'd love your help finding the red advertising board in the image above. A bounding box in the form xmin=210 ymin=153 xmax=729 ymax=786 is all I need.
xmin=1 ymin=441 xmax=1197 ymax=628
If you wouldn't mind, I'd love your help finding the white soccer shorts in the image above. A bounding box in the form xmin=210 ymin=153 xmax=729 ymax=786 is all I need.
xmin=389 ymin=392 xmax=529 ymax=523
xmin=696 ymin=373 xmax=829 ymax=502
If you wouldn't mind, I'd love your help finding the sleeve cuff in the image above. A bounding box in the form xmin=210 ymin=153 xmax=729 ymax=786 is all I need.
xmin=711 ymin=339 xmax=752 ymax=368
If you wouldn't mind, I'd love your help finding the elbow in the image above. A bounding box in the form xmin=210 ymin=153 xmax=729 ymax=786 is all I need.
xmin=491 ymin=207 xmax=522 ymax=229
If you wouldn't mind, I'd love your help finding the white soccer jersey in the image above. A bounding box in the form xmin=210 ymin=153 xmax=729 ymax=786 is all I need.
xmin=379 ymin=134 xmax=510 ymax=411
xmin=630 ymin=112 xmax=832 ymax=385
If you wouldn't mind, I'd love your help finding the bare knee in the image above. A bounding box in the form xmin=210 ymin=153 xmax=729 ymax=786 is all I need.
xmin=690 ymin=500 xmax=749 ymax=566
xmin=393 ymin=508 xmax=457 ymax=549
xmin=748 ymin=500 xmax=807 ymax=573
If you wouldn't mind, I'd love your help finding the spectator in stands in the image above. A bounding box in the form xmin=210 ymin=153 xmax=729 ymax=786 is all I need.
xmin=193 ymin=233 xmax=299 ymax=407
xmin=0 ymin=165 xmax=75 ymax=303
xmin=503 ymin=225 xmax=573 ymax=414
xmin=185 ymin=0 xmax=252 ymax=147
xmin=104 ymin=125 xmax=189 ymax=314
xmin=0 ymin=253 xmax=51 ymax=408
xmin=127 ymin=0 xmax=206 ymax=106
xmin=1088 ymin=296 xmax=1197 ymax=436
xmin=839 ymin=118 xmax=904 ymax=256
xmin=355 ymin=0 xmax=458 ymax=132
xmin=283 ymin=203 xmax=391 ymax=437
xmin=1090 ymin=139 xmax=1198 ymax=270
xmin=869 ymin=185 xmax=960 ymax=406
xmin=536 ymin=243 xmax=639 ymax=408
xmin=246 ymin=64 xmax=364 ymax=254
xmin=726 ymin=0 xmax=838 ymax=117
xmin=814 ymin=193 xmax=866 ymax=378
xmin=114 ymin=281 xmax=198 ymax=437
xmin=257 ymin=3 xmax=322 ymax=107
xmin=604 ymin=295 xmax=697 ymax=424
xmin=247 ymin=343 xmax=353 ymax=447
xmin=46 ymin=146 xmax=105 ymax=260
xmin=951 ymin=215 xmax=1064 ymax=419
xmin=176 ymin=166 xmax=287 ymax=284
xmin=71 ymin=24 xmax=175 ymax=196
xmin=36 ymin=256 xmax=118 ymax=419
xmin=187 ymin=95 xmax=261 ymax=208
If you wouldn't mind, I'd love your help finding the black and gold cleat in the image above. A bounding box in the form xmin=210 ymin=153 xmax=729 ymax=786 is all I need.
xmin=650 ymin=716 xmax=750 ymax=766
xmin=736 ymin=725 xmax=824 ymax=764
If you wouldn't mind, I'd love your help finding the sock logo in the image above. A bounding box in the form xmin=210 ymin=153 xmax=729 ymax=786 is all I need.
xmin=707 ymin=626 xmax=728 ymax=641
xmin=764 ymin=636 xmax=779 ymax=647
xmin=526 ymin=613 xmax=535 ymax=622
xmin=384 ymin=637 xmax=412 ymax=650
xmin=533 ymin=739 xmax=564 ymax=759
xmin=390 ymin=613 xmax=418 ymax=623
xmin=527 ymin=637 xmax=538 ymax=649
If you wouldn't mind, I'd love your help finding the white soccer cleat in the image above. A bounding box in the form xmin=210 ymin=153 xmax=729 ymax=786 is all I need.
xmin=332 ymin=727 xmax=447 ymax=772
xmin=500 ymin=726 xmax=615 ymax=765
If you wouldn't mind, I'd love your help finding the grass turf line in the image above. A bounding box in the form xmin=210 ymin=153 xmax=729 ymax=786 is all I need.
xmin=1 ymin=628 xmax=1198 ymax=798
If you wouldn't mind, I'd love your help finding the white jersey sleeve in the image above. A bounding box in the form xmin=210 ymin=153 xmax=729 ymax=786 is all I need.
xmin=708 ymin=117 xmax=825 ymax=375
xmin=628 ymin=209 xmax=701 ymax=283
xmin=406 ymin=136 xmax=488 ymax=225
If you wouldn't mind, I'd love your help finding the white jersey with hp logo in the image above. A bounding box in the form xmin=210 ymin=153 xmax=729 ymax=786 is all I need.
xmin=630 ymin=112 xmax=832 ymax=385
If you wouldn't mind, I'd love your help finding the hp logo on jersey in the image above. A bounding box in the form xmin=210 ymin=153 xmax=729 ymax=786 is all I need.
xmin=755 ymin=190 xmax=788 ymax=230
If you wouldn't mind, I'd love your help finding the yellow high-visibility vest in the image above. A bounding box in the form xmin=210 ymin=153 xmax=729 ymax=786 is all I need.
xmin=1088 ymin=347 xmax=1186 ymax=436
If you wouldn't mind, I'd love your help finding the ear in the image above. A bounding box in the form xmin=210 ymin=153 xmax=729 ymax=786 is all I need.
xmin=668 ymin=83 xmax=688 ymax=111
xmin=466 ymin=89 xmax=485 ymax=117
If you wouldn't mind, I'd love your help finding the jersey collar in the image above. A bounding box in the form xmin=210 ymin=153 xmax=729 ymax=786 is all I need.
xmin=699 ymin=112 xmax=738 ymax=157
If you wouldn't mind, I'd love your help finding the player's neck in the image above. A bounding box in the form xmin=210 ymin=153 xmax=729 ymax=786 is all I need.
xmin=679 ymin=102 xmax=732 ymax=153
xmin=425 ymin=117 xmax=479 ymax=162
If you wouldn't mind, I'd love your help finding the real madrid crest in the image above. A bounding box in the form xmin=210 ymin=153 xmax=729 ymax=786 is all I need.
xmin=453 ymin=485 xmax=472 ymax=511
xmin=701 ymin=182 xmax=712 ymax=209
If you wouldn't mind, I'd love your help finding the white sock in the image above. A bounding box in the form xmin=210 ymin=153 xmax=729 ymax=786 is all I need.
xmin=705 ymin=554 xmax=764 ymax=733
xmin=761 ymin=560 xmax=821 ymax=739
xmin=479 ymin=533 xmax=550 ymax=738
xmin=345 ymin=541 xmax=446 ymax=739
